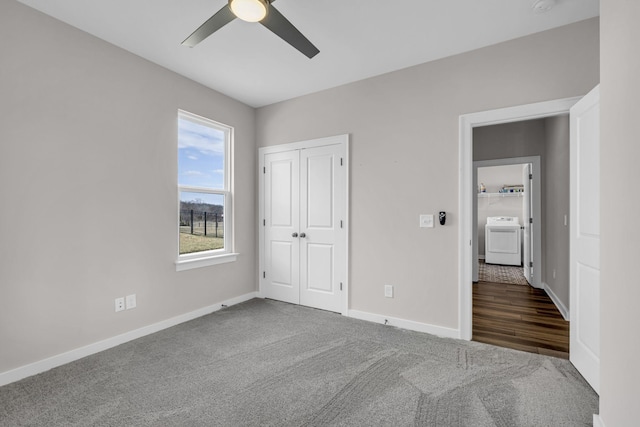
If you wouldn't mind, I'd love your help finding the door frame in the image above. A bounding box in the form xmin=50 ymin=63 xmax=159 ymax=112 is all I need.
xmin=458 ymin=97 xmax=580 ymax=340
xmin=258 ymin=134 xmax=350 ymax=315
xmin=473 ymin=157 xmax=541 ymax=288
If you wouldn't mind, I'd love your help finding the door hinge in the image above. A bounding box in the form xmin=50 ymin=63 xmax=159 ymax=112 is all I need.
xmin=529 ymin=173 xmax=533 ymax=180
xmin=340 ymin=282 xmax=343 ymax=291
xmin=529 ymin=262 xmax=533 ymax=268
xmin=263 ymin=271 xmax=266 ymax=278
xmin=340 ymin=158 xmax=343 ymax=166
xmin=263 ymin=167 xmax=266 ymax=174
xmin=340 ymin=220 xmax=343 ymax=229
xmin=263 ymin=219 xmax=266 ymax=226
xmin=529 ymin=218 xmax=533 ymax=224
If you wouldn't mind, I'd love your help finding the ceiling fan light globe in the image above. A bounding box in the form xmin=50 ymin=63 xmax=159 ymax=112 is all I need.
xmin=229 ymin=0 xmax=268 ymax=22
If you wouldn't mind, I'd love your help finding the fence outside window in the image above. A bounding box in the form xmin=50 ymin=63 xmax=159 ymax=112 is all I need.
xmin=179 ymin=209 xmax=224 ymax=238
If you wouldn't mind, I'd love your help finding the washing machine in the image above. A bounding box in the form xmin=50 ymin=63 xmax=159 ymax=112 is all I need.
xmin=485 ymin=216 xmax=521 ymax=266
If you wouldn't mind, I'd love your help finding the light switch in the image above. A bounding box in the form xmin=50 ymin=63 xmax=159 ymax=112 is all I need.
xmin=420 ymin=214 xmax=434 ymax=228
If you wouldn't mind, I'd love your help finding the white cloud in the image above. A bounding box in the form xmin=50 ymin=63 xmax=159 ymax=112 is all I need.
xmin=178 ymin=118 xmax=225 ymax=155
xmin=188 ymin=155 xmax=198 ymax=160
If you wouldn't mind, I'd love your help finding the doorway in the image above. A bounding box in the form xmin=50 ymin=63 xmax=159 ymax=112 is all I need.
xmin=470 ymin=132 xmax=569 ymax=357
xmin=473 ymin=157 xmax=541 ymax=288
xmin=458 ymin=97 xmax=580 ymax=341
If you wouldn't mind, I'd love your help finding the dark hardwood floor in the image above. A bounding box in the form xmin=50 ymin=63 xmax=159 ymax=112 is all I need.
xmin=472 ymin=281 xmax=569 ymax=359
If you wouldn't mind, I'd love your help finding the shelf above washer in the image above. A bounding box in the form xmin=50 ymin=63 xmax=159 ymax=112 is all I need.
xmin=478 ymin=192 xmax=524 ymax=198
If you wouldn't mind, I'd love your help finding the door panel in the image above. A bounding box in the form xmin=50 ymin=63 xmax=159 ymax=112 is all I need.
xmin=299 ymin=144 xmax=345 ymax=313
xmin=263 ymin=151 xmax=300 ymax=305
xmin=270 ymin=160 xmax=296 ymax=227
xmin=570 ymin=85 xmax=600 ymax=393
xmin=270 ymin=241 xmax=294 ymax=286
xmin=306 ymin=244 xmax=333 ymax=292
xmin=306 ymin=153 xmax=334 ymax=228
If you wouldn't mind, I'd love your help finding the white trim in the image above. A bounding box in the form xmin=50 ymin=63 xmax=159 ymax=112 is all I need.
xmin=542 ymin=282 xmax=570 ymax=321
xmin=348 ymin=310 xmax=459 ymax=339
xmin=593 ymin=414 xmax=605 ymax=427
xmin=175 ymin=252 xmax=238 ymax=271
xmin=459 ymin=97 xmax=581 ymax=341
xmin=258 ymin=134 xmax=350 ymax=316
xmin=177 ymin=110 xmax=234 ymax=266
xmin=0 ymin=292 xmax=257 ymax=387
xmin=473 ymin=156 xmax=542 ymax=288
xmin=259 ymin=134 xmax=347 ymax=154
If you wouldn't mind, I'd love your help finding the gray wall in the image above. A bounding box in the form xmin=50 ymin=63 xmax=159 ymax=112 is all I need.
xmin=473 ymin=119 xmax=547 ymax=163
xmin=600 ymin=1 xmax=640 ymax=425
xmin=257 ymin=19 xmax=599 ymax=329
xmin=543 ymin=115 xmax=570 ymax=308
xmin=0 ymin=1 xmax=256 ymax=373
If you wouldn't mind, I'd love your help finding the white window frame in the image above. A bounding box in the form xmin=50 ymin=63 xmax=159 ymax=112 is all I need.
xmin=175 ymin=110 xmax=236 ymax=271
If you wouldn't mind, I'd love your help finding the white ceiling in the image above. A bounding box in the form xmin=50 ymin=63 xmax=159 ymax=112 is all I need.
xmin=17 ymin=0 xmax=599 ymax=107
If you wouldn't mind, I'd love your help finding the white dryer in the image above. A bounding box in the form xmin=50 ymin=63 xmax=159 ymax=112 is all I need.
xmin=485 ymin=216 xmax=521 ymax=266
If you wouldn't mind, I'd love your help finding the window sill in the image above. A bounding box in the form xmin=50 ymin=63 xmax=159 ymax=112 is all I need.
xmin=175 ymin=253 xmax=238 ymax=272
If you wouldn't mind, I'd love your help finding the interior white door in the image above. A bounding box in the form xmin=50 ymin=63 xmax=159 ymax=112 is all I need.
xmin=299 ymin=144 xmax=346 ymax=312
xmin=570 ymin=85 xmax=600 ymax=393
xmin=522 ymin=163 xmax=532 ymax=284
xmin=263 ymin=150 xmax=300 ymax=305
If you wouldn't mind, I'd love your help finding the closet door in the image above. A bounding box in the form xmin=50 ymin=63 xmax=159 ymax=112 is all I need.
xmin=299 ymin=144 xmax=346 ymax=313
xmin=260 ymin=136 xmax=348 ymax=314
xmin=263 ymin=150 xmax=300 ymax=305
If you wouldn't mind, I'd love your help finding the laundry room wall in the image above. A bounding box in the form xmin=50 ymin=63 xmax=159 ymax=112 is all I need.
xmin=477 ymin=165 xmax=524 ymax=258
xmin=543 ymin=115 xmax=570 ymax=310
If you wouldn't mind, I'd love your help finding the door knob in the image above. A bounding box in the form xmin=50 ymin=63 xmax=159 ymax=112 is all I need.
xmin=300 ymin=232 xmax=306 ymax=238
xmin=292 ymin=232 xmax=298 ymax=237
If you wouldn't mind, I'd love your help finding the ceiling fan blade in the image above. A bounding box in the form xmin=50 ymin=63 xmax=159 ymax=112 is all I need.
xmin=182 ymin=5 xmax=236 ymax=47
xmin=260 ymin=5 xmax=319 ymax=59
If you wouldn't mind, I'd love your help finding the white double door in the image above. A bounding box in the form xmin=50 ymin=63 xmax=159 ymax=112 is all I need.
xmin=260 ymin=137 xmax=347 ymax=313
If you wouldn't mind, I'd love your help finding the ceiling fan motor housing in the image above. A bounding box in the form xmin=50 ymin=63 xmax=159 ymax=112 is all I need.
xmin=228 ymin=0 xmax=269 ymax=22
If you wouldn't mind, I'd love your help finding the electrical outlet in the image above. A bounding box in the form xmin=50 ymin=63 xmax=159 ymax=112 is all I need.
xmin=115 ymin=297 xmax=125 ymax=312
xmin=126 ymin=294 xmax=137 ymax=310
xmin=384 ymin=285 xmax=394 ymax=298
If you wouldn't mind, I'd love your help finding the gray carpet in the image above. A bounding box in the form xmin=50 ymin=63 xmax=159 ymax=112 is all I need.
xmin=0 ymin=299 xmax=597 ymax=426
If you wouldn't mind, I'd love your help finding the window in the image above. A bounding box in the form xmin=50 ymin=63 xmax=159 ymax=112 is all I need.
xmin=176 ymin=110 xmax=235 ymax=270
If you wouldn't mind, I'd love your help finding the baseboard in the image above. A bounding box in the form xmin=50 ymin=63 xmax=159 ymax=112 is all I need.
xmin=593 ymin=414 xmax=605 ymax=427
xmin=542 ymin=282 xmax=570 ymax=321
xmin=478 ymin=255 xmax=485 ymax=260
xmin=347 ymin=310 xmax=459 ymax=339
xmin=0 ymin=291 xmax=258 ymax=387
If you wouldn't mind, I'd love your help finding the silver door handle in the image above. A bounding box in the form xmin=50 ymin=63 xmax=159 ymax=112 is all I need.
xmin=299 ymin=232 xmax=306 ymax=238
xmin=292 ymin=232 xmax=298 ymax=237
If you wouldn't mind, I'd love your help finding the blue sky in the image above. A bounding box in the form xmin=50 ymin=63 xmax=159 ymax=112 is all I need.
xmin=178 ymin=117 xmax=225 ymax=191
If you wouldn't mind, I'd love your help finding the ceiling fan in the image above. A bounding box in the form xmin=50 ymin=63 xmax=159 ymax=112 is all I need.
xmin=182 ymin=0 xmax=320 ymax=58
